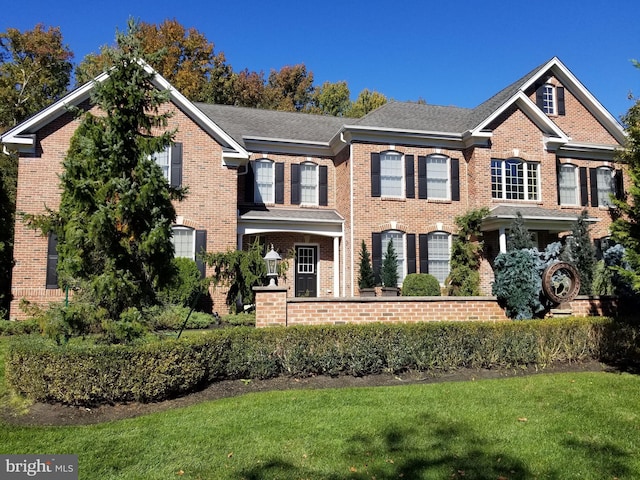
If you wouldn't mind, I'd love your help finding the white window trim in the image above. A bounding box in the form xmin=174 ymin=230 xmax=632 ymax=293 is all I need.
xmin=171 ymin=226 xmax=196 ymax=260
xmin=596 ymin=166 xmax=615 ymax=208
xmin=559 ymin=164 xmax=580 ymax=206
xmin=152 ymin=146 xmax=172 ymax=183
xmin=426 ymin=154 xmax=451 ymax=200
xmin=427 ymin=231 xmax=451 ymax=286
xmin=380 ymin=151 xmax=405 ymax=199
xmin=300 ymin=162 xmax=319 ymax=206
xmin=381 ymin=230 xmax=406 ymax=286
xmin=254 ymin=159 xmax=275 ymax=204
xmin=492 ymin=158 xmax=540 ymax=202
xmin=543 ymin=84 xmax=556 ymax=115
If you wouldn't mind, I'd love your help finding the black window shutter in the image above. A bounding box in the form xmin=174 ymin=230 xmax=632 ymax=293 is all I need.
xmin=291 ymin=164 xmax=300 ymax=205
xmin=406 ymin=234 xmax=416 ymax=275
xmin=556 ymin=161 xmax=562 ymax=205
xmin=245 ymin=162 xmax=255 ymax=203
xmin=46 ymin=233 xmax=59 ymax=289
xmin=275 ymin=162 xmax=285 ymax=204
xmin=170 ymin=143 xmax=183 ymax=188
xmin=372 ymin=233 xmax=382 ymax=285
xmin=319 ymin=165 xmax=328 ymax=206
xmin=405 ymin=155 xmax=415 ymax=199
xmin=557 ymin=87 xmax=566 ymax=115
xmin=579 ymin=167 xmax=589 ymax=206
xmin=615 ymin=169 xmax=624 ymax=199
xmin=536 ymin=85 xmax=544 ymax=109
xmin=451 ymin=158 xmax=460 ymax=201
xmin=371 ymin=153 xmax=381 ymax=197
xmin=418 ymin=156 xmax=427 ymax=199
xmin=195 ymin=230 xmax=207 ymax=279
xmin=419 ymin=234 xmax=429 ymax=274
xmin=589 ymin=168 xmax=599 ymax=207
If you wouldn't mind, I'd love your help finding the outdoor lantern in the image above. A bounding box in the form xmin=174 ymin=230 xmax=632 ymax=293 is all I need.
xmin=264 ymin=245 xmax=281 ymax=286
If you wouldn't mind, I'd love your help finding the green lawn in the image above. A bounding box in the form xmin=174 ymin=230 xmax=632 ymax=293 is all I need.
xmin=1 ymin=336 xmax=640 ymax=479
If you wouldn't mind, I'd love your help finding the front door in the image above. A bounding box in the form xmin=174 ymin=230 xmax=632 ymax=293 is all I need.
xmin=295 ymin=246 xmax=318 ymax=297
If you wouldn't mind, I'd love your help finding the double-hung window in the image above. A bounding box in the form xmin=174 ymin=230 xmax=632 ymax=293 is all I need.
xmin=172 ymin=227 xmax=195 ymax=260
xmin=154 ymin=148 xmax=171 ymax=182
xmin=152 ymin=143 xmax=182 ymax=187
xmin=596 ymin=167 xmax=615 ymax=207
xmin=427 ymin=232 xmax=450 ymax=285
xmin=491 ymin=158 xmax=540 ymax=201
xmin=558 ymin=164 xmax=579 ymax=205
xmin=381 ymin=230 xmax=405 ymax=285
xmin=426 ymin=155 xmax=449 ymax=200
xmin=300 ymin=162 xmax=318 ymax=205
xmin=254 ymin=160 xmax=275 ymax=204
xmin=380 ymin=152 xmax=404 ymax=197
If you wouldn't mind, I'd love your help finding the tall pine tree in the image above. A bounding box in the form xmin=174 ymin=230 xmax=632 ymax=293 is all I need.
xmin=29 ymin=19 xmax=184 ymax=324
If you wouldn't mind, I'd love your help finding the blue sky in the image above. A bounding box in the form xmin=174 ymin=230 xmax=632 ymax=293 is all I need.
xmin=3 ymin=0 xmax=640 ymax=120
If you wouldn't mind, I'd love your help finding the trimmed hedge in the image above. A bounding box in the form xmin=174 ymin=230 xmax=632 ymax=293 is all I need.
xmin=0 ymin=319 xmax=40 ymax=336
xmin=6 ymin=317 xmax=636 ymax=406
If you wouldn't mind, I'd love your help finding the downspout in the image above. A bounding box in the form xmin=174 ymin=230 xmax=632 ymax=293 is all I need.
xmin=340 ymin=131 xmax=354 ymax=297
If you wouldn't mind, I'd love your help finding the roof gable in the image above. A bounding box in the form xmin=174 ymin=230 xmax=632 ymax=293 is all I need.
xmin=0 ymin=62 xmax=250 ymax=166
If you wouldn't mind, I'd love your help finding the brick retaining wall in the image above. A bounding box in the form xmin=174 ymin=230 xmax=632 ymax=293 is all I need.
xmin=254 ymin=287 xmax=617 ymax=327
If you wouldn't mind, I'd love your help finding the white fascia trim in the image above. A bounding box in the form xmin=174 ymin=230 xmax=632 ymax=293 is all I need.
xmin=521 ymin=57 xmax=626 ymax=144
xmin=149 ymin=71 xmax=250 ymax=163
xmin=243 ymin=136 xmax=333 ymax=157
xmin=0 ymin=72 xmax=109 ymax=148
xmin=470 ymin=92 xmax=569 ymax=146
xmin=557 ymin=142 xmax=621 ymax=161
xmin=340 ymin=125 xmax=465 ymax=149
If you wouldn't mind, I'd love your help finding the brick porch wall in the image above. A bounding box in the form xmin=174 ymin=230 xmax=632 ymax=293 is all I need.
xmin=254 ymin=289 xmax=617 ymax=327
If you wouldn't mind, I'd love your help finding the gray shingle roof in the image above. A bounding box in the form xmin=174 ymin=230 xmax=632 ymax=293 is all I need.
xmin=194 ymin=103 xmax=345 ymax=147
xmin=239 ymin=207 xmax=344 ymax=223
xmin=194 ymin=59 xmax=553 ymax=145
xmin=487 ymin=205 xmax=583 ymax=221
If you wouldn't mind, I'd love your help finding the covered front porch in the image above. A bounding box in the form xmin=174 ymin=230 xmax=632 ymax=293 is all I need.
xmin=237 ymin=207 xmax=344 ymax=297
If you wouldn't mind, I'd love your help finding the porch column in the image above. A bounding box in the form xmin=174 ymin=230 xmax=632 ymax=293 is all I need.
xmin=499 ymin=227 xmax=507 ymax=253
xmin=333 ymin=236 xmax=340 ymax=297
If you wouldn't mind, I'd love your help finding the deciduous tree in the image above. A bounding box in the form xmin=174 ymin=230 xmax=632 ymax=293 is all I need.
xmin=0 ymin=24 xmax=73 ymax=318
xmin=344 ymin=88 xmax=387 ymax=118
xmin=263 ymin=64 xmax=314 ymax=111
xmin=310 ymin=80 xmax=350 ymax=116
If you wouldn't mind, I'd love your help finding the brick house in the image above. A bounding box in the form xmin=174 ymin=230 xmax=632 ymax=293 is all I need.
xmin=1 ymin=57 xmax=626 ymax=319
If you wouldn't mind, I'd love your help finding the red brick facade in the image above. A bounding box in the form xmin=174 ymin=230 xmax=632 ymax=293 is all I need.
xmin=2 ymin=58 xmax=626 ymax=320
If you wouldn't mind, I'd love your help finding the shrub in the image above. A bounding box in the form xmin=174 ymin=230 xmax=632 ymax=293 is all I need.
xmin=0 ymin=318 xmax=40 ymax=336
xmin=6 ymin=317 xmax=625 ymax=406
xmin=401 ymin=273 xmax=441 ymax=296
xmin=158 ymin=257 xmax=207 ymax=308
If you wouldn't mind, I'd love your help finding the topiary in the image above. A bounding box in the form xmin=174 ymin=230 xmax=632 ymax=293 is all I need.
xmin=358 ymin=240 xmax=376 ymax=289
xmin=381 ymin=239 xmax=399 ymax=287
xmin=401 ymin=273 xmax=441 ymax=296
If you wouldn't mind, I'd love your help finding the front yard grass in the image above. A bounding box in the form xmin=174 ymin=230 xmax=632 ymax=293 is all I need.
xmin=1 ymin=332 xmax=639 ymax=479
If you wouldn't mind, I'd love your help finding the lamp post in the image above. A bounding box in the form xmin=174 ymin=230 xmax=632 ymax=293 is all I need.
xmin=264 ymin=245 xmax=281 ymax=287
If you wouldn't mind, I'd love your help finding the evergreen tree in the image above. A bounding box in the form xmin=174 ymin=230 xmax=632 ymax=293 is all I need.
xmin=508 ymin=211 xmax=534 ymax=250
xmin=564 ymin=210 xmax=596 ymax=295
xmin=381 ymin=239 xmax=399 ymax=287
xmin=357 ymin=240 xmax=375 ymax=289
xmin=612 ymin=62 xmax=640 ymax=291
xmin=28 ymin=19 xmax=184 ymax=328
